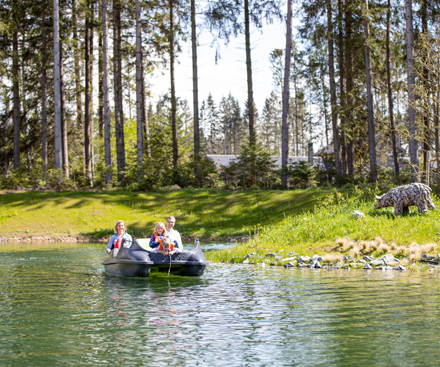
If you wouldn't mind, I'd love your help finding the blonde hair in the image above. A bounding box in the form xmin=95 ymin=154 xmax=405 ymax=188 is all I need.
xmin=155 ymin=222 xmax=167 ymax=236
xmin=161 ymin=238 xmax=171 ymax=249
xmin=114 ymin=220 xmax=126 ymax=233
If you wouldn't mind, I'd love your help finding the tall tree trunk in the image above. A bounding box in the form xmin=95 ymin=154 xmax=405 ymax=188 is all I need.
xmin=405 ymin=0 xmax=419 ymax=182
xmin=321 ymin=69 xmax=329 ymax=147
xmin=337 ymin=0 xmax=346 ymax=174
xmin=98 ymin=0 xmax=103 ymax=137
xmin=345 ymin=0 xmax=354 ymax=176
xmin=102 ymin=0 xmax=112 ymax=184
xmin=85 ymin=4 xmax=92 ymax=184
xmin=135 ymin=0 xmax=144 ymax=177
xmin=89 ymin=1 xmax=95 ymax=184
xmin=191 ymin=0 xmax=201 ymax=185
xmin=142 ymin=60 xmax=151 ymax=158
xmin=327 ymin=0 xmax=341 ymax=175
xmin=281 ymin=0 xmax=293 ymax=187
xmin=386 ymin=0 xmax=399 ymax=175
xmin=435 ymin=68 xmax=440 ymax=196
xmin=13 ymin=30 xmax=21 ymax=169
xmin=72 ymin=0 xmax=83 ymax=162
xmin=21 ymin=32 xmax=29 ymax=169
xmin=364 ymin=0 xmax=377 ymax=182
xmin=421 ymin=0 xmax=429 ymax=179
xmin=60 ymin=44 xmax=69 ymax=179
xmin=114 ymin=0 xmax=125 ymax=183
xmin=42 ymin=13 xmax=48 ymax=173
xmin=170 ymin=0 xmax=178 ymax=170
xmin=53 ymin=0 xmax=63 ymax=179
xmin=244 ymin=0 xmax=255 ymax=139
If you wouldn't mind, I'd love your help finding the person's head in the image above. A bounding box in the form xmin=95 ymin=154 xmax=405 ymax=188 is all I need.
xmin=166 ymin=216 xmax=176 ymax=230
xmin=161 ymin=238 xmax=171 ymax=250
xmin=155 ymin=222 xmax=167 ymax=236
xmin=114 ymin=220 xmax=126 ymax=234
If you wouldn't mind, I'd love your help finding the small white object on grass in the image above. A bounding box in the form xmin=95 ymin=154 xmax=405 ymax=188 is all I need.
xmin=353 ymin=210 xmax=365 ymax=219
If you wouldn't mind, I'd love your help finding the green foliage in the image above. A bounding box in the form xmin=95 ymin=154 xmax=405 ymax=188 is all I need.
xmin=285 ymin=161 xmax=317 ymax=188
xmin=223 ymin=136 xmax=279 ymax=189
xmin=208 ymin=185 xmax=440 ymax=262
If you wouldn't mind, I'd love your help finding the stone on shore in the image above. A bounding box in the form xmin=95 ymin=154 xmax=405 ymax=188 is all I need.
xmin=311 ymin=254 xmax=323 ymax=262
xmin=363 ymin=264 xmax=372 ymax=270
xmin=244 ymin=253 xmax=256 ymax=260
xmin=380 ymin=254 xmax=400 ymax=264
xmin=298 ymin=256 xmax=311 ymax=263
xmin=369 ymin=259 xmax=385 ymax=266
xmin=393 ymin=265 xmax=407 ymax=271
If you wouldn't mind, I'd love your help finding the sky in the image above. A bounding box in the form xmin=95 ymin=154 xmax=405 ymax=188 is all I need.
xmin=148 ymin=19 xmax=292 ymax=115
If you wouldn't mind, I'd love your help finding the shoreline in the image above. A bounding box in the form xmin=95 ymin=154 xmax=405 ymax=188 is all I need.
xmin=0 ymin=232 xmax=250 ymax=244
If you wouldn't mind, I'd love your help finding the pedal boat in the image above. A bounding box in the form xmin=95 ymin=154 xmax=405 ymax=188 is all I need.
xmin=102 ymin=239 xmax=208 ymax=277
xmin=102 ymin=240 xmax=154 ymax=277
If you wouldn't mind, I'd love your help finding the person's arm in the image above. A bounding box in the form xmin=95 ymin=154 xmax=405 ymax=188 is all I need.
xmin=170 ymin=247 xmax=181 ymax=255
xmin=106 ymin=235 xmax=115 ymax=253
xmin=149 ymin=233 xmax=158 ymax=248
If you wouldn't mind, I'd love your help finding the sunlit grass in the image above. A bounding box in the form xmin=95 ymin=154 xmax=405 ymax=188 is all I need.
xmin=0 ymin=188 xmax=332 ymax=240
xmin=206 ymin=186 xmax=440 ymax=263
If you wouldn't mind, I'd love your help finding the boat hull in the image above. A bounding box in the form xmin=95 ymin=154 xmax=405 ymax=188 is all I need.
xmin=103 ymin=261 xmax=152 ymax=277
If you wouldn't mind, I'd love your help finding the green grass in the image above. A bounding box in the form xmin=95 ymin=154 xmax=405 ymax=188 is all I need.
xmin=0 ymin=188 xmax=332 ymax=240
xmin=206 ymin=187 xmax=440 ymax=263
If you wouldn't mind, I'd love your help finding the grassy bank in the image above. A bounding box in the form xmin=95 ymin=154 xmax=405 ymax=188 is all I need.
xmin=0 ymin=188 xmax=331 ymax=241
xmin=205 ymin=186 xmax=440 ymax=265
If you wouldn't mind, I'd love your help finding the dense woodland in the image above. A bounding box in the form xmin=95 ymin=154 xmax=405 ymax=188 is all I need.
xmin=0 ymin=0 xmax=440 ymax=190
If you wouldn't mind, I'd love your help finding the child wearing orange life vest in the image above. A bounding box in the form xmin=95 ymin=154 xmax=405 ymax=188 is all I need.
xmin=151 ymin=238 xmax=180 ymax=255
xmin=149 ymin=222 xmax=169 ymax=249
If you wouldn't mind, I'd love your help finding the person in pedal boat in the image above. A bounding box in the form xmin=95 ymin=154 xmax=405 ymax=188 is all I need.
xmin=149 ymin=222 xmax=169 ymax=249
xmin=106 ymin=220 xmax=132 ymax=254
xmin=150 ymin=238 xmax=181 ymax=255
xmin=166 ymin=216 xmax=183 ymax=251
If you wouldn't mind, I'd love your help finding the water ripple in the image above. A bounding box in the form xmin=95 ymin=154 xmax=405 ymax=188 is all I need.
xmin=0 ymin=245 xmax=439 ymax=366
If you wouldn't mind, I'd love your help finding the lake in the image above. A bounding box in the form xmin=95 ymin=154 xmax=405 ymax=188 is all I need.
xmin=0 ymin=242 xmax=439 ymax=366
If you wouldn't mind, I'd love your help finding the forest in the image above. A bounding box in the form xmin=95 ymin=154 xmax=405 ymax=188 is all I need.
xmin=0 ymin=0 xmax=439 ymax=191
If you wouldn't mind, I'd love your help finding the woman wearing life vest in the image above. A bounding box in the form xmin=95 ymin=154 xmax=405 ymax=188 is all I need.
xmin=106 ymin=220 xmax=132 ymax=254
xmin=149 ymin=222 xmax=169 ymax=249
xmin=150 ymin=238 xmax=181 ymax=255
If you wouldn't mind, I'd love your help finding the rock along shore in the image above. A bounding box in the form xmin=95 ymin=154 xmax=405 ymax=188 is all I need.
xmin=242 ymin=250 xmax=440 ymax=272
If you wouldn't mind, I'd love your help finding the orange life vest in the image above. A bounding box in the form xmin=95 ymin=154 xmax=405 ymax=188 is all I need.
xmin=153 ymin=232 xmax=167 ymax=246
xmin=158 ymin=243 xmax=174 ymax=251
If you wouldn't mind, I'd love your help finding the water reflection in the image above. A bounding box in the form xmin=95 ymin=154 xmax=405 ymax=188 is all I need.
xmin=0 ymin=243 xmax=439 ymax=366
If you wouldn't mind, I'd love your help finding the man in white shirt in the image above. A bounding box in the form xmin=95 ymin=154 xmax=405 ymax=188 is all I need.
xmin=166 ymin=216 xmax=183 ymax=250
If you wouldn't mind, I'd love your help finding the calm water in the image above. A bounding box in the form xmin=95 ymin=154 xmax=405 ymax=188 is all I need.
xmin=1 ymin=243 xmax=440 ymax=366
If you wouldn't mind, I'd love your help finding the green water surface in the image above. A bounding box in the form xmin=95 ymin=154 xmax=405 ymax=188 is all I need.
xmin=0 ymin=242 xmax=439 ymax=366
